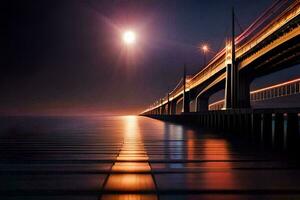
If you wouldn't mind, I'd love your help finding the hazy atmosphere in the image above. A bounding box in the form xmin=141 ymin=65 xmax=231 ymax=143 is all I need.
xmin=3 ymin=0 xmax=298 ymax=115
xmin=1 ymin=1 xmax=300 ymax=199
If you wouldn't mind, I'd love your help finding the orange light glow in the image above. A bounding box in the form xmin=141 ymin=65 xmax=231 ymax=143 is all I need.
xmin=104 ymin=115 xmax=156 ymax=194
xmin=104 ymin=174 xmax=155 ymax=192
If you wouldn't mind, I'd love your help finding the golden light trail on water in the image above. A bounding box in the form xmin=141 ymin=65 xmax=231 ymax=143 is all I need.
xmin=101 ymin=116 xmax=158 ymax=199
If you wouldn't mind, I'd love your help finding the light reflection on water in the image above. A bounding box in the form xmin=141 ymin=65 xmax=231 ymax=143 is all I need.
xmin=0 ymin=115 xmax=297 ymax=200
xmin=102 ymin=116 xmax=157 ymax=200
xmin=166 ymin=124 xmax=184 ymax=168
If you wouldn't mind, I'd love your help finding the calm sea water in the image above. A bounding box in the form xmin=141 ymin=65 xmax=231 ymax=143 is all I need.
xmin=1 ymin=115 xmax=300 ymax=200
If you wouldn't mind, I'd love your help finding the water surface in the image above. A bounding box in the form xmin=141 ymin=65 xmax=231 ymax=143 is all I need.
xmin=1 ymin=115 xmax=300 ymax=200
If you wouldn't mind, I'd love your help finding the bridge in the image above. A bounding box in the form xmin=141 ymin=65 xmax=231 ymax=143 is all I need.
xmin=141 ymin=0 xmax=300 ymax=150
xmin=142 ymin=0 xmax=300 ymax=115
xmin=209 ymin=77 xmax=300 ymax=110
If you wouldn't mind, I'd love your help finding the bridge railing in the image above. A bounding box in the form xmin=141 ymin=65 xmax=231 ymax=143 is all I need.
xmin=251 ymin=78 xmax=300 ymax=101
xmin=208 ymin=78 xmax=300 ymax=110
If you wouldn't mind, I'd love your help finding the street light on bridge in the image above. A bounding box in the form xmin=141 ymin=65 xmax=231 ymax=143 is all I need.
xmin=201 ymin=44 xmax=209 ymax=66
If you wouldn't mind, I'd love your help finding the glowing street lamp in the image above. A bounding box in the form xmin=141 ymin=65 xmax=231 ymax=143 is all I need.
xmin=201 ymin=44 xmax=209 ymax=66
xmin=202 ymin=45 xmax=208 ymax=52
xmin=123 ymin=30 xmax=136 ymax=45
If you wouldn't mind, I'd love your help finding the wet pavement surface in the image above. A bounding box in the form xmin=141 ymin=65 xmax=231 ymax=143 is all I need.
xmin=1 ymin=115 xmax=300 ymax=199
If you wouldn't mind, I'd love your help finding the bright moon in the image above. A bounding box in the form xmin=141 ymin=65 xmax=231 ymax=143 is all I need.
xmin=123 ymin=31 xmax=136 ymax=44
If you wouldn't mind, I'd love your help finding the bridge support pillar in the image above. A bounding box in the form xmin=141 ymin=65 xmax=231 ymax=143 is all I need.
xmin=183 ymin=91 xmax=190 ymax=113
xmin=225 ymin=65 xmax=251 ymax=109
xmin=272 ymin=113 xmax=284 ymax=149
xmin=159 ymin=99 xmax=163 ymax=115
xmin=170 ymin=100 xmax=177 ymax=115
xmin=196 ymin=96 xmax=208 ymax=112
xmin=261 ymin=113 xmax=272 ymax=146
xmin=162 ymin=105 xmax=165 ymax=115
xmin=237 ymin=72 xmax=251 ymax=108
xmin=284 ymin=113 xmax=299 ymax=150
xmin=224 ymin=63 xmax=232 ymax=109
xmin=182 ymin=64 xmax=190 ymax=113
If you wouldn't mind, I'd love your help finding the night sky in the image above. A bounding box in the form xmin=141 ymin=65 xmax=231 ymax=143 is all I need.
xmin=2 ymin=0 xmax=298 ymax=115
